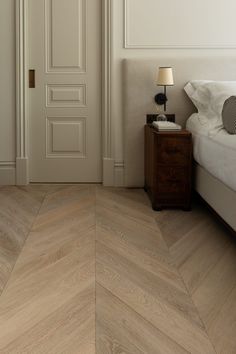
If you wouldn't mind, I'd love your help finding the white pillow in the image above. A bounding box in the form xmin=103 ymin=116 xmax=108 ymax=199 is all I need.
xmin=194 ymin=81 xmax=236 ymax=116
xmin=184 ymin=80 xmax=212 ymax=114
xmin=184 ymin=81 xmax=236 ymax=128
xmin=184 ymin=80 xmax=212 ymax=96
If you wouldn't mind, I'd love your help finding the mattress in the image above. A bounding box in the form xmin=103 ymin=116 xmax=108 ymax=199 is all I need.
xmin=186 ymin=114 xmax=236 ymax=192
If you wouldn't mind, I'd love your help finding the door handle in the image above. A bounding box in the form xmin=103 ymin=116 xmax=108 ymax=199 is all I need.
xmin=29 ymin=69 xmax=35 ymax=88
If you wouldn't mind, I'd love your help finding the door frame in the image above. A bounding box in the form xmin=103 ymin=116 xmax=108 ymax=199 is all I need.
xmin=15 ymin=0 xmax=114 ymax=185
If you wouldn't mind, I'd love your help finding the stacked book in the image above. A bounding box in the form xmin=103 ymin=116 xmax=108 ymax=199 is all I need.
xmin=152 ymin=121 xmax=182 ymax=131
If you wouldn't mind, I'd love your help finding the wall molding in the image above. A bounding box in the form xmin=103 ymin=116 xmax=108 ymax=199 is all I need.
xmin=102 ymin=0 xmax=113 ymax=161
xmin=114 ymin=161 xmax=124 ymax=187
xmin=102 ymin=0 xmax=116 ymax=186
xmin=16 ymin=0 xmax=29 ymax=185
xmin=102 ymin=160 xmax=125 ymax=187
xmin=103 ymin=158 xmax=114 ymax=186
xmin=0 ymin=162 xmax=16 ymax=185
xmin=0 ymin=162 xmax=16 ymax=167
xmin=16 ymin=0 xmax=115 ymax=186
xmin=124 ymin=0 xmax=236 ymax=49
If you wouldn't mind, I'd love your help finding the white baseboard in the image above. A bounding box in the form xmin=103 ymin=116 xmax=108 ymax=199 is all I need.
xmin=0 ymin=158 xmax=123 ymax=187
xmin=114 ymin=162 xmax=124 ymax=187
xmin=0 ymin=162 xmax=16 ymax=185
xmin=16 ymin=157 xmax=29 ymax=185
xmin=103 ymin=158 xmax=115 ymax=186
xmin=103 ymin=158 xmax=125 ymax=187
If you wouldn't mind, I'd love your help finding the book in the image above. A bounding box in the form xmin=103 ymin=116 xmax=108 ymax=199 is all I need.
xmin=152 ymin=121 xmax=182 ymax=131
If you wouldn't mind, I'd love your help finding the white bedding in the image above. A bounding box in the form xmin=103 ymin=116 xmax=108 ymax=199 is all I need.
xmin=186 ymin=114 xmax=236 ymax=192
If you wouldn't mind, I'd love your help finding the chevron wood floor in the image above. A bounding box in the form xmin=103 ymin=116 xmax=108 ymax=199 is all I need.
xmin=0 ymin=185 xmax=235 ymax=353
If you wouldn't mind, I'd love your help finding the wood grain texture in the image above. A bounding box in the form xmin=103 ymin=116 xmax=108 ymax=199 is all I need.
xmin=0 ymin=185 xmax=96 ymax=353
xmin=0 ymin=185 xmax=50 ymax=295
xmin=158 ymin=201 xmax=236 ymax=354
xmin=96 ymin=284 xmax=188 ymax=354
xmin=96 ymin=188 xmax=215 ymax=354
xmin=0 ymin=185 xmax=235 ymax=353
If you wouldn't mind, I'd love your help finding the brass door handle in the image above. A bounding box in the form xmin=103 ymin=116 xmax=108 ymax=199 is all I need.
xmin=29 ymin=69 xmax=35 ymax=88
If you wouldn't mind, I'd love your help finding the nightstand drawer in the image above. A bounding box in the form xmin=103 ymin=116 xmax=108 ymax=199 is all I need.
xmin=156 ymin=167 xmax=187 ymax=195
xmin=158 ymin=137 xmax=190 ymax=165
xmin=145 ymin=125 xmax=192 ymax=210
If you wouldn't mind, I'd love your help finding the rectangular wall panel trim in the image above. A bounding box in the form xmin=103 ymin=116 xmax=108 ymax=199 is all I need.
xmin=124 ymin=0 xmax=236 ymax=49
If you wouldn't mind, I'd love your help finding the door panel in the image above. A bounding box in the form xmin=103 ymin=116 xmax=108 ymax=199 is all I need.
xmin=46 ymin=85 xmax=86 ymax=107
xmin=46 ymin=0 xmax=86 ymax=73
xmin=29 ymin=0 xmax=102 ymax=182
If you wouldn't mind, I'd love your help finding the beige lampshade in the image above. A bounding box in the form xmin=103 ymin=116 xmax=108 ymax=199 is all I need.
xmin=157 ymin=67 xmax=174 ymax=86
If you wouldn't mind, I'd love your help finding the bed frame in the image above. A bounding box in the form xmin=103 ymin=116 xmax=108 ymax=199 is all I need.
xmin=194 ymin=163 xmax=236 ymax=233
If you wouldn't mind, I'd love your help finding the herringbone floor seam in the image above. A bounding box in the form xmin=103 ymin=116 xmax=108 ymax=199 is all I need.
xmin=172 ymin=268 xmax=218 ymax=354
xmin=0 ymin=185 xmax=235 ymax=353
xmin=157 ymin=217 xmax=218 ymax=354
xmin=96 ymin=281 xmax=189 ymax=353
xmin=95 ymin=188 xmax=218 ymax=353
xmin=0 ymin=188 xmax=48 ymax=299
xmin=190 ymin=239 xmax=232 ymax=300
xmin=155 ymin=201 xmax=236 ymax=354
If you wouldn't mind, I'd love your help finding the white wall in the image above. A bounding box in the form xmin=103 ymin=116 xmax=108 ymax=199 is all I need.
xmin=0 ymin=0 xmax=16 ymax=184
xmin=111 ymin=0 xmax=236 ymax=186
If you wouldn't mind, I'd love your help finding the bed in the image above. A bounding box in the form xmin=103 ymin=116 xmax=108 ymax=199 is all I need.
xmin=185 ymin=81 xmax=236 ymax=232
xmin=187 ymin=113 xmax=236 ymax=192
xmin=186 ymin=114 xmax=236 ymax=232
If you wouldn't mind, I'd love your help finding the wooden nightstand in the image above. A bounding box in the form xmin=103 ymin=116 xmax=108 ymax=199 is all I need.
xmin=144 ymin=124 xmax=193 ymax=211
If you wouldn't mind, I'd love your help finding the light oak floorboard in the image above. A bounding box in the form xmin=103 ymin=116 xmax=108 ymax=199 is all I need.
xmin=0 ymin=185 xmax=96 ymax=353
xmin=158 ymin=201 xmax=236 ymax=354
xmin=96 ymin=188 xmax=215 ymax=354
xmin=0 ymin=186 xmax=50 ymax=294
xmin=0 ymin=186 xmax=235 ymax=353
xmin=96 ymin=284 xmax=188 ymax=354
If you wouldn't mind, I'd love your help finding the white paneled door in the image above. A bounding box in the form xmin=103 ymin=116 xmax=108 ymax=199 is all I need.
xmin=28 ymin=0 xmax=102 ymax=182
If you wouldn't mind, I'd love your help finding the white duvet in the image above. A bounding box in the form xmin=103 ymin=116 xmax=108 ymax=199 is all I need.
xmin=186 ymin=113 xmax=236 ymax=192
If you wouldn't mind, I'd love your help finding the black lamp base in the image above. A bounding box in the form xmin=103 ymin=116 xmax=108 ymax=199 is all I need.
xmin=154 ymin=85 xmax=168 ymax=111
xmin=154 ymin=93 xmax=167 ymax=107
